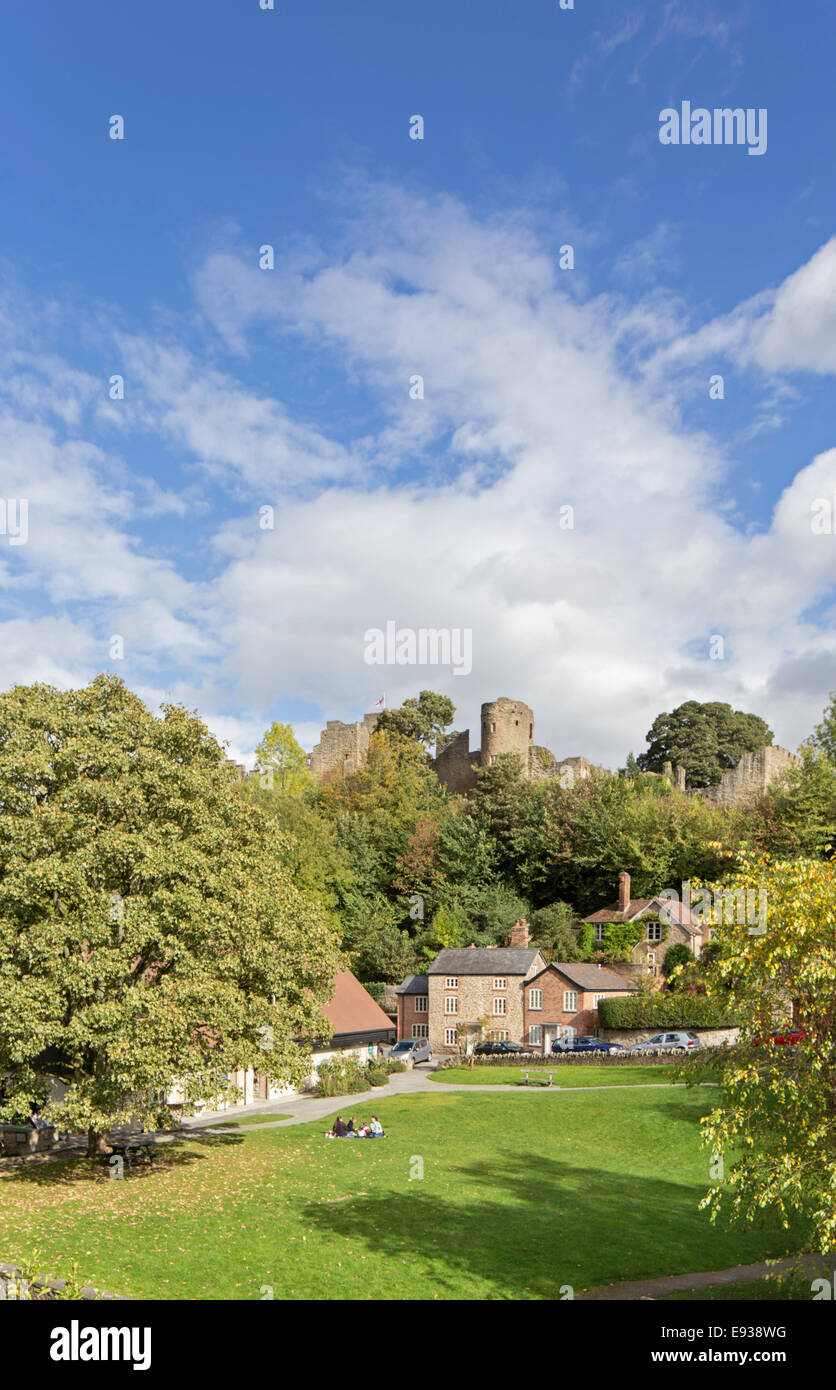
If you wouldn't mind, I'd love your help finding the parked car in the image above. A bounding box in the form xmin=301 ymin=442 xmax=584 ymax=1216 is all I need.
xmin=629 ymin=1031 xmax=701 ymax=1054
xmin=551 ymin=1036 xmax=626 ymax=1054
xmin=753 ymin=1025 xmax=806 ymax=1046
xmin=389 ymin=1038 xmax=432 ymax=1064
xmin=473 ymin=1041 xmax=534 ymax=1055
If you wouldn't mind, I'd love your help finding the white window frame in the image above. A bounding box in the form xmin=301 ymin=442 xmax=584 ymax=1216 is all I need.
xmin=594 ymin=924 xmax=606 ymax=942
xmin=493 ymin=977 xmax=507 ymax=989
xmin=445 ymin=976 xmax=459 ymax=988
xmin=411 ymin=1023 xmax=428 ymax=1039
xmin=592 ymin=994 xmax=605 ymax=1009
xmin=414 ymin=995 xmax=428 ymax=1013
xmin=529 ymin=988 xmax=543 ymax=1011
xmin=489 ymin=1029 xmax=509 ymax=1041
xmin=647 ymin=952 xmax=656 ymax=967
xmin=492 ymin=997 xmax=507 ymax=1016
xmin=444 ymin=1027 xmax=458 ymax=1047
xmin=444 ymin=995 xmax=458 ymax=1014
xmin=646 ymin=921 xmax=663 ymax=942
xmin=529 ymin=1025 xmax=543 ymax=1046
xmin=563 ymin=990 xmax=578 ymax=1013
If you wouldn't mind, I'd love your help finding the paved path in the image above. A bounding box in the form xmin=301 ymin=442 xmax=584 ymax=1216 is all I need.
xmin=181 ymin=1068 xmax=713 ymax=1134
xmin=578 ymin=1253 xmax=830 ymax=1300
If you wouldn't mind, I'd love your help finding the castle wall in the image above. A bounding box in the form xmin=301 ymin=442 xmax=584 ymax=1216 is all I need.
xmin=432 ymin=729 xmax=478 ymax=794
xmin=310 ymin=712 xmax=379 ymax=780
xmin=700 ymin=744 xmax=799 ymax=808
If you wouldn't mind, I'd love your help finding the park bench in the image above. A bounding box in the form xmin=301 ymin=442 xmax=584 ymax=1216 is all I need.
xmin=518 ymin=1071 xmax=554 ymax=1087
xmin=104 ymin=1136 xmax=155 ymax=1172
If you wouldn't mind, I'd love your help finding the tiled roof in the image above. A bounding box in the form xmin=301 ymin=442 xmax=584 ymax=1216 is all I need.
xmin=583 ymin=897 xmax=700 ymax=935
xmin=529 ymin=962 xmax=636 ymax=992
xmin=322 ymin=970 xmax=394 ymax=1036
xmin=427 ymin=947 xmax=542 ymax=975
xmin=395 ymin=974 xmax=429 ymax=995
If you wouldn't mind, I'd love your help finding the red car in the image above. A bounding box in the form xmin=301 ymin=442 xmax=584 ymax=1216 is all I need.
xmin=753 ymin=1025 xmax=806 ymax=1046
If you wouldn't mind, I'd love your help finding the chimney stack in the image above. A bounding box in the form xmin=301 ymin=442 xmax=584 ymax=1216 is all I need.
xmin=618 ymin=872 xmax=630 ymax=914
xmin=509 ymin=918 xmax=530 ymax=948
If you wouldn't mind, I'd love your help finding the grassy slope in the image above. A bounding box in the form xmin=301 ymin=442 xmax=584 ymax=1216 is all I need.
xmin=0 ymin=1089 xmax=807 ymax=1301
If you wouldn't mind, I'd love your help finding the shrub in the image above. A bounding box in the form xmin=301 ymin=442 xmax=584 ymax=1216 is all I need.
xmin=366 ymin=1067 xmax=388 ymax=1087
xmin=386 ymin=1059 xmax=407 ymax=1073
xmin=313 ymin=1056 xmax=368 ymax=1098
xmin=598 ymin=994 xmax=740 ymax=1029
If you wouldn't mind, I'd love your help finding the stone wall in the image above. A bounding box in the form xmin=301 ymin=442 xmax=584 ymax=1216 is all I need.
xmin=700 ymin=745 xmax=799 ymax=808
xmin=600 ymin=1026 xmax=740 ymax=1048
xmin=310 ymin=712 xmax=379 ymax=780
xmin=427 ymin=962 xmax=544 ymax=1052
xmin=432 ymin=729 xmax=478 ymax=793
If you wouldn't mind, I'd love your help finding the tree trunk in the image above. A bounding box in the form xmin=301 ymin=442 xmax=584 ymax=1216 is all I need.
xmin=87 ymin=1128 xmax=110 ymax=1159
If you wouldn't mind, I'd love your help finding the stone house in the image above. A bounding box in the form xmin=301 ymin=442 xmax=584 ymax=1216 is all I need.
xmin=395 ymin=921 xmax=546 ymax=1053
xmin=522 ymin=962 xmax=636 ymax=1052
xmin=583 ymin=872 xmax=702 ymax=980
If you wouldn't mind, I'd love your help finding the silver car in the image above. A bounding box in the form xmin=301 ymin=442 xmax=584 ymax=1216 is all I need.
xmin=390 ymin=1038 xmax=432 ymax=1064
xmin=629 ymin=1030 xmax=700 ymax=1054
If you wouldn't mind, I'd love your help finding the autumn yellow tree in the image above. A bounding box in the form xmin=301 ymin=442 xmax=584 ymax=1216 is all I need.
xmin=696 ymin=852 xmax=836 ymax=1252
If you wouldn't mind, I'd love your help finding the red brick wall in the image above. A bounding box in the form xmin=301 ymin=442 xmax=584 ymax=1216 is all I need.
xmin=397 ymin=991 xmax=429 ymax=1041
xmin=523 ymin=970 xmax=632 ymax=1052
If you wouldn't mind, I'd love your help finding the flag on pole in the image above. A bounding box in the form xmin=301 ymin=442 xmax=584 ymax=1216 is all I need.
xmin=374 ymin=694 xmax=385 ymax=708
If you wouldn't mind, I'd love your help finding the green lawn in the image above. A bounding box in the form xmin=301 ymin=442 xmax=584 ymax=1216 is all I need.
xmin=0 ymin=1089 xmax=808 ymax=1301
xmin=431 ymin=1064 xmax=681 ymax=1087
xmin=213 ymin=1113 xmax=293 ymax=1128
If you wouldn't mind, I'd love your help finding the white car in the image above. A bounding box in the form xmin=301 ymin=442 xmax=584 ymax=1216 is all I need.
xmin=389 ymin=1038 xmax=432 ymax=1064
xmin=629 ymin=1031 xmax=700 ymax=1054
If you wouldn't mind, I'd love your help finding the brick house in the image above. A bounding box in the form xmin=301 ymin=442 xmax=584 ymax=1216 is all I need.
xmin=583 ymin=872 xmax=702 ymax=980
xmin=395 ymin=921 xmax=545 ymax=1054
xmin=522 ymin=962 xmax=636 ymax=1052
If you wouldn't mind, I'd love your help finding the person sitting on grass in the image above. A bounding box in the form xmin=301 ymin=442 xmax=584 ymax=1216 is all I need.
xmin=368 ymin=1116 xmax=384 ymax=1138
xmin=325 ymin=1115 xmax=349 ymax=1138
xmin=346 ymin=1117 xmax=356 ymax=1136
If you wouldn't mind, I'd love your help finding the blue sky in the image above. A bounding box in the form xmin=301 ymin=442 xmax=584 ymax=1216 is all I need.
xmin=1 ymin=0 xmax=835 ymax=766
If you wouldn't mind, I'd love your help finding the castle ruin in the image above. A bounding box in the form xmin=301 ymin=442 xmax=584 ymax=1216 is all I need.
xmin=307 ymin=695 xmax=800 ymax=807
xmin=309 ymin=696 xmax=593 ymax=794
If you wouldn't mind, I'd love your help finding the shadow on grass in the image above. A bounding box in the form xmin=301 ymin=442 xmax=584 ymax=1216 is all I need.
xmin=304 ymin=1150 xmax=808 ymax=1299
xmin=0 ymin=1131 xmax=243 ymax=1187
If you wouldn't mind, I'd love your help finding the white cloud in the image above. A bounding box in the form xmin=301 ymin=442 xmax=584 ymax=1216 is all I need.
xmin=3 ymin=188 xmax=836 ymax=769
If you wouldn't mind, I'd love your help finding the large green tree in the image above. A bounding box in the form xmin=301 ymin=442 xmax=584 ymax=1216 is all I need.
xmin=0 ymin=676 xmax=341 ymax=1155
xmin=375 ymin=691 xmax=455 ymax=752
xmin=637 ymin=701 xmax=773 ymax=788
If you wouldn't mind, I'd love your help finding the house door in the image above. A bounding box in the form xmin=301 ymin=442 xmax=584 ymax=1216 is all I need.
xmin=254 ymin=1074 xmax=269 ymax=1101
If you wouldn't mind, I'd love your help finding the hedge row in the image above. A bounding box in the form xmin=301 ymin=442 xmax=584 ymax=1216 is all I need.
xmin=598 ymin=994 xmax=740 ymax=1029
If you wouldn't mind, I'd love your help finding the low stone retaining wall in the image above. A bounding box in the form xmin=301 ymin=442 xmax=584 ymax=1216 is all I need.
xmin=0 ymin=1124 xmax=56 ymax=1156
xmin=600 ymin=1027 xmax=739 ymax=1048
